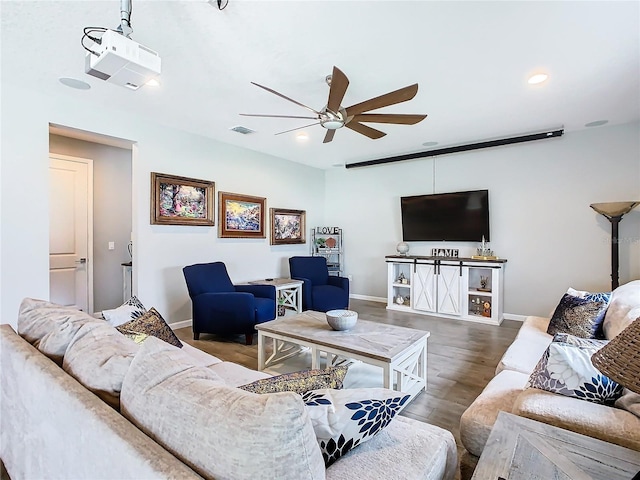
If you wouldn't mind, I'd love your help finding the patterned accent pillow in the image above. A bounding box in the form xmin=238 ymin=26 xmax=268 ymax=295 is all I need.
xmin=102 ymin=296 xmax=147 ymax=327
xmin=567 ymin=287 xmax=612 ymax=304
xmin=547 ymin=293 xmax=609 ymax=339
xmin=116 ymin=307 xmax=183 ymax=348
xmin=239 ymin=366 xmax=349 ymax=394
xmin=302 ymin=388 xmax=410 ymax=466
xmin=526 ymin=333 xmax=623 ymax=405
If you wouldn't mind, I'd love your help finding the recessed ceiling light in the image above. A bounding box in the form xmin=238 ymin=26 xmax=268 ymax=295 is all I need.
xmin=296 ymin=132 xmax=309 ymax=141
xmin=59 ymin=77 xmax=91 ymax=90
xmin=422 ymin=141 xmax=438 ymax=147
xmin=585 ymin=120 xmax=609 ymax=127
xmin=528 ymin=73 xmax=548 ymax=85
xmin=146 ymin=78 xmax=160 ymax=87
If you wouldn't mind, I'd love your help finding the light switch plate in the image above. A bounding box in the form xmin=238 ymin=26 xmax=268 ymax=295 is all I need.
xmin=108 ymin=241 xmax=115 ymax=250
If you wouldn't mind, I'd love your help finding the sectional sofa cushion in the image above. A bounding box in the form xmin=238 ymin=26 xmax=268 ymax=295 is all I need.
xmin=302 ymin=388 xmax=410 ymax=467
xmin=239 ymin=366 xmax=349 ymax=394
xmin=546 ymin=293 xmax=608 ymax=339
xmin=324 ymin=415 xmax=458 ymax=480
xmin=602 ymin=280 xmax=640 ymax=339
xmin=512 ymin=387 xmax=640 ymax=451
xmin=121 ymin=336 xmax=325 ymax=480
xmin=63 ymin=322 xmax=139 ymax=409
xmin=495 ymin=316 xmax=552 ymax=375
xmin=17 ymin=298 xmax=103 ymax=365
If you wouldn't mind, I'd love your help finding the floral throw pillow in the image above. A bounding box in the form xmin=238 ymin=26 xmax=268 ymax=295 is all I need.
xmin=102 ymin=296 xmax=147 ymax=327
xmin=116 ymin=307 xmax=183 ymax=348
xmin=238 ymin=366 xmax=349 ymax=394
xmin=526 ymin=333 xmax=623 ymax=405
xmin=547 ymin=293 xmax=609 ymax=339
xmin=302 ymin=388 xmax=410 ymax=466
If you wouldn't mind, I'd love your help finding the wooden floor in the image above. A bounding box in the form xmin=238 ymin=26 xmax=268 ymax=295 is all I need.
xmin=174 ymin=298 xmax=521 ymax=461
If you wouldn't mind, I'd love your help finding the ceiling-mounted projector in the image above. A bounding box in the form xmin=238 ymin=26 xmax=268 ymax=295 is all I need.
xmin=85 ymin=29 xmax=161 ymax=90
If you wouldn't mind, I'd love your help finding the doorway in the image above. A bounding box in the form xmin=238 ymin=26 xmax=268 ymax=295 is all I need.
xmin=49 ymin=154 xmax=94 ymax=312
xmin=49 ymin=127 xmax=133 ymax=313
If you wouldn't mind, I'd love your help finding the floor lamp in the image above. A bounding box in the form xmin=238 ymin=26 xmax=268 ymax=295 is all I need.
xmin=590 ymin=201 xmax=639 ymax=290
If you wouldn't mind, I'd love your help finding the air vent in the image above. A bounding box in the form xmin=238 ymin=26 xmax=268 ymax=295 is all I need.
xmin=230 ymin=125 xmax=255 ymax=135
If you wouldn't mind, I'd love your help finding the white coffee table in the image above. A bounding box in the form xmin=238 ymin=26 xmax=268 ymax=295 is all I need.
xmin=248 ymin=278 xmax=303 ymax=314
xmin=256 ymin=310 xmax=429 ymax=398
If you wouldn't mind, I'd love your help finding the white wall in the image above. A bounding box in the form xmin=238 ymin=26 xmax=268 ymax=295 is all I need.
xmin=49 ymin=135 xmax=133 ymax=312
xmin=1 ymin=83 xmax=325 ymax=328
xmin=325 ymin=123 xmax=640 ymax=317
xmin=2 ymin=79 xmax=638 ymax=326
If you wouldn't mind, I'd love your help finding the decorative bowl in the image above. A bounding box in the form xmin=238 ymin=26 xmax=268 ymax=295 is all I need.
xmin=326 ymin=309 xmax=358 ymax=331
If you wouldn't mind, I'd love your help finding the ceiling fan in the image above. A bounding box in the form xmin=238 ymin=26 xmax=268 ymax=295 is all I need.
xmin=240 ymin=66 xmax=427 ymax=143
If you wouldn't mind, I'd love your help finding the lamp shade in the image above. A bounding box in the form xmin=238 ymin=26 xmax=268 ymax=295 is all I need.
xmin=592 ymin=318 xmax=640 ymax=394
xmin=590 ymin=201 xmax=640 ymax=219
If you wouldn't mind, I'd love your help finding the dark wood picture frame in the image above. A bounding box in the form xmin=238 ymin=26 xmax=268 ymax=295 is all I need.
xmin=270 ymin=208 xmax=306 ymax=245
xmin=151 ymin=172 xmax=215 ymax=226
xmin=218 ymin=191 xmax=266 ymax=238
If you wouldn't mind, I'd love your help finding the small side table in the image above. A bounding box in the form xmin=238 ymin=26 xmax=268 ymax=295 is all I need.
xmin=248 ymin=278 xmax=303 ymax=315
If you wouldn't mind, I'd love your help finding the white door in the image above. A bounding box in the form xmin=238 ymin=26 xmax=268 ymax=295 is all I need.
xmin=437 ymin=265 xmax=462 ymax=316
xmin=49 ymin=155 xmax=93 ymax=312
xmin=413 ymin=263 xmax=437 ymax=312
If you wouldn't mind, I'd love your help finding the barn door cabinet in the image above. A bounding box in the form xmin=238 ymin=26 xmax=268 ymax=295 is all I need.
xmin=386 ymin=255 xmax=507 ymax=325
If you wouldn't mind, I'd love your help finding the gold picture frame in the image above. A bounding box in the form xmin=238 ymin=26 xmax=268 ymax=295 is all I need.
xmin=270 ymin=208 xmax=306 ymax=245
xmin=151 ymin=172 xmax=215 ymax=226
xmin=218 ymin=191 xmax=266 ymax=238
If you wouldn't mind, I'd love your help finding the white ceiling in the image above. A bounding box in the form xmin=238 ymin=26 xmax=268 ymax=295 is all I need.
xmin=2 ymin=1 xmax=639 ymax=169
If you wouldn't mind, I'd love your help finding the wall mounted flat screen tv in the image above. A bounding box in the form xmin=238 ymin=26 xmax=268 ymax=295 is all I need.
xmin=400 ymin=190 xmax=490 ymax=242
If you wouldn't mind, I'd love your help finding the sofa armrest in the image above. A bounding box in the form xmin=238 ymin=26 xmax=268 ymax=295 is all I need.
xmin=235 ymin=284 xmax=276 ymax=301
xmin=513 ymin=387 xmax=640 ymax=452
xmin=0 ymin=325 xmax=201 ymax=480
xmin=327 ymin=275 xmax=349 ymax=292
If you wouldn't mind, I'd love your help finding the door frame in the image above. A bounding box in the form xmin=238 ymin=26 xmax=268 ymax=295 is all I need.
xmin=49 ymin=153 xmax=95 ymax=313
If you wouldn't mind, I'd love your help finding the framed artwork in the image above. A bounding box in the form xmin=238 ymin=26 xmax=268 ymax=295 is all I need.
xmin=151 ymin=172 xmax=215 ymax=226
xmin=218 ymin=191 xmax=266 ymax=238
xmin=270 ymin=208 xmax=306 ymax=245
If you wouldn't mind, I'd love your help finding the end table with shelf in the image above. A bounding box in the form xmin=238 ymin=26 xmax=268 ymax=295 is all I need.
xmin=248 ymin=278 xmax=303 ymax=316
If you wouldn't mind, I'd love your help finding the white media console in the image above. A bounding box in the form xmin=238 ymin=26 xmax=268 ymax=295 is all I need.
xmin=386 ymin=255 xmax=507 ymax=325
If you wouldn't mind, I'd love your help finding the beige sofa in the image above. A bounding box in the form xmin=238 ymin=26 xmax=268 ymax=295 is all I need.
xmin=459 ymin=280 xmax=640 ymax=473
xmin=1 ymin=298 xmax=458 ymax=480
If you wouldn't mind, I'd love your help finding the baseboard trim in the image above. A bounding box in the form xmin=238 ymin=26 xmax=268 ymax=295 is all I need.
xmin=170 ymin=319 xmax=192 ymax=330
xmin=503 ymin=313 xmax=527 ymax=322
xmin=350 ymin=294 xmax=387 ymax=303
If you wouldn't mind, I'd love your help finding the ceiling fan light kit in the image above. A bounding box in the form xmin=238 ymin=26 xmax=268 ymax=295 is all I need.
xmin=241 ymin=66 xmax=427 ymax=143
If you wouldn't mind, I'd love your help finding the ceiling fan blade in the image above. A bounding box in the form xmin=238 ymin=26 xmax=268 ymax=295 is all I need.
xmin=326 ymin=66 xmax=349 ymax=114
xmin=352 ymin=113 xmax=427 ymax=125
xmin=323 ymin=130 xmax=336 ymax=143
xmin=345 ymin=121 xmax=386 ymax=140
xmin=251 ymin=82 xmax=321 ymax=115
xmin=274 ymin=122 xmax=320 ymax=136
xmin=345 ymin=84 xmax=419 ymax=116
xmin=239 ymin=113 xmax=318 ymax=120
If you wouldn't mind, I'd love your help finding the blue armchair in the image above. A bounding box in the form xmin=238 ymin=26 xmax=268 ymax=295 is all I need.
xmin=289 ymin=256 xmax=349 ymax=312
xmin=182 ymin=262 xmax=276 ymax=345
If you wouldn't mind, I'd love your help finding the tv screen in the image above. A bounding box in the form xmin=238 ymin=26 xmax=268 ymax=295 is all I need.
xmin=400 ymin=190 xmax=490 ymax=242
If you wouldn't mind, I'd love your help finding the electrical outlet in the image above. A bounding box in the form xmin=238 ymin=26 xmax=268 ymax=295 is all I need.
xmin=108 ymin=241 xmax=115 ymax=250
